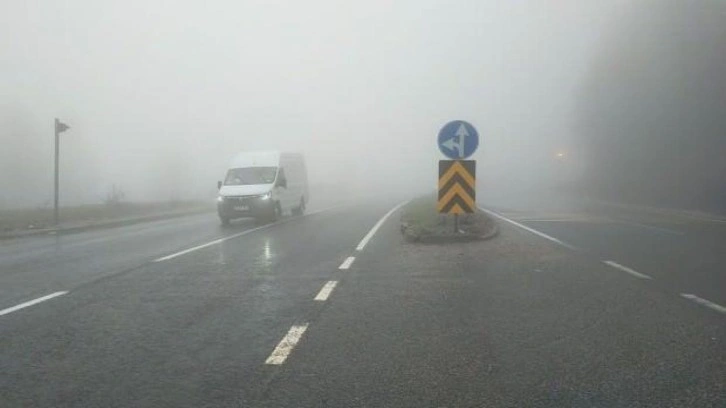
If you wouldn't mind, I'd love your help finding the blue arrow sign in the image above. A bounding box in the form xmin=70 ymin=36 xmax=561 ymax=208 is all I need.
xmin=438 ymin=120 xmax=479 ymax=159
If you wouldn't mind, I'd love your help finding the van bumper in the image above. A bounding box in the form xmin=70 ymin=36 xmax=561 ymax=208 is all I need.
xmin=217 ymin=196 xmax=275 ymax=220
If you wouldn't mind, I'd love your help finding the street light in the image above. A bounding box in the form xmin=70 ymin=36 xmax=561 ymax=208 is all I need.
xmin=54 ymin=118 xmax=70 ymax=226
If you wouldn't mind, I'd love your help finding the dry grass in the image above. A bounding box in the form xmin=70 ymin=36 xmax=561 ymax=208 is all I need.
xmin=400 ymin=195 xmax=496 ymax=241
xmin=0 ymin=201 xmax=209 ymax=232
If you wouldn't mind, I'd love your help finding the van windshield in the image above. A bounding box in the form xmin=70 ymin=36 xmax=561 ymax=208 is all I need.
xmin=224 ymin=167 xmax=277 ymax=185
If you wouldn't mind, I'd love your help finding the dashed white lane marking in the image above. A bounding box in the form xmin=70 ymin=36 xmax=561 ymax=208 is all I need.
xmin=681 ymin=294 xmax=726 ymax=315
xmin=314 ymin=281 xmax=338 ymax=301
xmin=621 ymin=221 xmax=683 ymax=236
xmin=603 ymin=260 xmax=653 ymax=280
xmin=356 ymin=201 xmax=409 ymax=251
xmin=154 ymin=207 xmax=337 ymax=262
xmin=338 ymin=256 xmax=356 ymax=270
xmin=265 ymin=324 xmax=309 ymax=365
xmin=0 ymin=291 xmax=69 ymax=317
xmin=478 ymin=207 xmax=578 ymax=250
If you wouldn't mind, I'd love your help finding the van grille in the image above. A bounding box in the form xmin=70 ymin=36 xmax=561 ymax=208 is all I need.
xmin=225 ymin=196 xmax=257 ymax=204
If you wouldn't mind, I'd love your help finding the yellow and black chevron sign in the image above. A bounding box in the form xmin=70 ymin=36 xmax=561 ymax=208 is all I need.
xmin=438 ymin=160 xmax=476 ymax=214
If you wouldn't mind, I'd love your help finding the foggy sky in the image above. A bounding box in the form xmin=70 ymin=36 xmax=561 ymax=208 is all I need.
xmin=1 ymin=1 xmax=623 ymax=208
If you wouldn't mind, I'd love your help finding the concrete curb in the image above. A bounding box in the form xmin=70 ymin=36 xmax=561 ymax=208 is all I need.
xmin=0 ymin=208 xmax=214 ymax=240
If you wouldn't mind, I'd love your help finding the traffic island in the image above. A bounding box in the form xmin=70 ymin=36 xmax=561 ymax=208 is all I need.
xmin=400 ymin=196 xmax=498 ymax=243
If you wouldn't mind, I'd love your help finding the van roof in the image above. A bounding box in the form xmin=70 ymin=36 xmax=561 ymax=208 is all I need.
xmin=229 ymin=151 xmax=280 ymax=168
xmin=229 ymin=151 xmax=303 ymax=168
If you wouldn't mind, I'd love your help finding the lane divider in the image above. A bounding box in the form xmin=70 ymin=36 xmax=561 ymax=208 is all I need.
xmin=603 ymin=260 xmax=653 ymax=280
xmin=263 ymin=202 xmax=409 ymax=366
xmin=154 ymin=226 xmax=268 ymax=262
xmin=265 ymin=324 xmax=309 ymax=365
xmin=263 ymin=202 xmax=410 ymax=366
xmin=338 ymin=257 xmax=356 ymax=270
xmin=681 ymin=294 xmax=726 ymax=315
xmin=478 ymin=207 xmax=577 ymax=250
xmin=356 ymin=201 xmax=409 ymax=251
xmin=314 ymin=281 xmax=338 ymax=301
xmin=0 ymin=291 xmax=68 ymax=317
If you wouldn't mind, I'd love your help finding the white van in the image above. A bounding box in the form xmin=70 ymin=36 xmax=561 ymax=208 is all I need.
xmin=216 ymin=151 xmax=309 ymax=225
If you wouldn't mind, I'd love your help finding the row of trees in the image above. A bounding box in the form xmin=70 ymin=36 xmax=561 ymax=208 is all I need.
xmin=575 ymin=0 xmax=726 ymax=212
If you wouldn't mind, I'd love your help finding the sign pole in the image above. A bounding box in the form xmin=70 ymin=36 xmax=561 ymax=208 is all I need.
xmin=54 ymin=118 xmax=60 ymax=226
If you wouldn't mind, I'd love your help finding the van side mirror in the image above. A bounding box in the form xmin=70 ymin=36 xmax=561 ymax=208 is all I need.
xmin=217 ymin=181 xmax=222 ymax=190
xmin=277 ymin=177 xmax=287 ymax=188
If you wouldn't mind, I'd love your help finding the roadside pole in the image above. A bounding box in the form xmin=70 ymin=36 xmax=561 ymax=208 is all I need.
xmin=54 ymin=118 xmax=70 ymax=226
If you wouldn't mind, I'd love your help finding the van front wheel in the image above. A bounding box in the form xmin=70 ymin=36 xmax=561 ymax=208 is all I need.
xmin=262 ymin=202 xmax=282 ymax=224
xmin=292 ymin=198 xmax=305 ymax=216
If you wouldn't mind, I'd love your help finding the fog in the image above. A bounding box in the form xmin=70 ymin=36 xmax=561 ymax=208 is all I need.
xmin=576 ymin=0 xmax=726 ymax=212
xmin=2 ymin=1 xmax=722 ymax=212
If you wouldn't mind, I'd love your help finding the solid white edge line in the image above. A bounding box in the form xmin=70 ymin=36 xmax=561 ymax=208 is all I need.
xmin=603 ymin=260 xmax=653 ymax=280
xmin=356 ymin=201 xmax=409 ymax=251
xmin=478 ymin=207 xmax=577 ymax=250
xmin=681 ymin=294 xmax=726 ymax=314
xmin=265 ymin=324 xmax=309 ymax=365
xmin=154 ymin=206 xmax=339 ymax=262
xmin=338 ymin=256 xmax=356 ymax=270
xmin=0 ymin=291 xmax=69 ymax=317
xmin=154 ymin=237 xmax=230 ymax=262
xmin=314 ymin=281 xmax=338 ymax=301
xmin=515 ymin=219 xmax=581 ymax=223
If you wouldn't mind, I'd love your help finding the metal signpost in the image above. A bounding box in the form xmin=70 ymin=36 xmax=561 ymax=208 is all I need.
xmin=437 ymin=120 xmax=479 ymax=232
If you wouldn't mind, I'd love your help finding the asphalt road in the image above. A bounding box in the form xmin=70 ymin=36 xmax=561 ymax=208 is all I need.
xmin=1 ymin=197 xmax=724 ymax=407
xmin=490 ymin=200 xmax=726 ymax=309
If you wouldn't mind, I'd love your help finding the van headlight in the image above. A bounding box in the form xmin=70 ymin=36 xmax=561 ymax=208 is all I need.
xmin=259 ymin=192 xmax=271 ymax=200
xmin=217 ymin=196 xmax=225 ymax=203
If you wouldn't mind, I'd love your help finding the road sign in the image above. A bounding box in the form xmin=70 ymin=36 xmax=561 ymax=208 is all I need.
xmin=438 ymin=160 xmax=476 ymax=214
xmin=437 ymin=120 xmax=479 ymax=159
